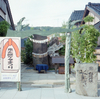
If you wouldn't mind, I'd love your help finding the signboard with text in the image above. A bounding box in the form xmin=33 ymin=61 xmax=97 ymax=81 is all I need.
xmin=75 ymin=63 xmax=98 ymax=97
xmin=0 ymin=37 xmax=21 ymax=82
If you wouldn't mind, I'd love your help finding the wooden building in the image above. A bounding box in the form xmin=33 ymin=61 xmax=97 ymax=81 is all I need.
xmin=70 ymin=2 xmax=100 ymax=72
xmin=70 ymin=10 xmax=84 ymax=26
xmin=82 ymin=2 xmax=100 ymax=72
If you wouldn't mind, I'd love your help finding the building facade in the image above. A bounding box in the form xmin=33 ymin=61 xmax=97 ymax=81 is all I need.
xmin=70 ymin=2 xmax=100 ymax=72
xmin=0 ymin=0 xmax=15 ymax=30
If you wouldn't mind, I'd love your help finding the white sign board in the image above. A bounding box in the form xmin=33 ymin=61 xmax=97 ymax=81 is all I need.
xmin=0 ymin=37 xmax=21 ymax=82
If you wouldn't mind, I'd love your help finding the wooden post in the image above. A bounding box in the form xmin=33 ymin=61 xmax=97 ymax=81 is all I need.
xmin=17 ymin=82 xmax=22 ymax=91
xmin=55 ymin=63 xmax=58 ymax=74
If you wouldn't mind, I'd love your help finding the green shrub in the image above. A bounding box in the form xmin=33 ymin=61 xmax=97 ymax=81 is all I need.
xmin=0 ymin=20 xmax=10 ymax=36
xmin=71 ymin=23 xmax=100 ymax=63
xmin=59 ymin=35 xmax=66 ymax=43
xmin=58 ymin=45 xmax=65 ymax=55
xmin=21 ymin=36 xmax=33 ymax=64
xmin=21 ymin=49 xmax=26 ymax=62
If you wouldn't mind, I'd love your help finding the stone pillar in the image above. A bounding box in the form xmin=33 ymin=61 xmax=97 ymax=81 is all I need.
xmin=75 ymin=63 xmax=98 ymax=97
xmin=65 ymin=33 xmax=71 ymax=93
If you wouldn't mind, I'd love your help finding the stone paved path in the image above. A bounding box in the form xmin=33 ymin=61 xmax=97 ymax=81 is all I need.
xmin=0 ymin=63 xmax=100 ymax=99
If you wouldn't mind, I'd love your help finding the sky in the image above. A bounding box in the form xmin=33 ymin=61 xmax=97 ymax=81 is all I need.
xmin=9 ymin=0 xmax=100 ymax=27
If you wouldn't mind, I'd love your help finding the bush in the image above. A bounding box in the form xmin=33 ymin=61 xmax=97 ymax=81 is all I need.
xmin=58 ymin=45 xmax=65 ymax=55
xmin=21 ymin=36 xmax=33 ymax=64
xmin=59 ymin=35 xmax=66 ymax=43
xmin=71 ymin=25 xmax=100 ymax=63
xmin=21 ymin=49 xmax=26 ymax=62
xmin=0 ymin=20 xmax=10 ymax=36
xmin=58 ymin=35 xmax=66 ymax=56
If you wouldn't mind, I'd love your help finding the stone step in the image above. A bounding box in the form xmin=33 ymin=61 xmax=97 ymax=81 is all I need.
xmin=21 ymin=80 xmax=75 ymax=85
xmin=31 ymin=84 xmax=53 ymax=88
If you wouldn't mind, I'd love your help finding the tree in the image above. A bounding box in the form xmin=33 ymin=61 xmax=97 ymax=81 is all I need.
xmin=0 ymin=20 xmax=10 ymax=36
xmin=21 ymin=36 xmax=33 ymax=64
xmin=84 ymin=15 xmax=94 ymax=23
xmin=59 ymin=35 xmax=66 ymax=56
xmin=71 ymin=16 xmax=100 ymax=63
xmin=59 ymin=35 xmax=66 ymax=43
xmin=30 ymin=27 xmax=34 ymax=30
xmin=62 ymin=21 xmax=67 ymax=29
xmin=58 ymin=45 xmax=65 ymax=55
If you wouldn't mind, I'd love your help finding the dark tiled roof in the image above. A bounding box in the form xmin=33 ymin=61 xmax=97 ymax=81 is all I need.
xmin=70 ymin=10 xmax=84 ymax=21
xmin=94 ymin=21 xmax=100 ymax=32
xmin=52 ymin=56 xmax=74 ymax=64
xmin=21 ymin=38 xmax=28 ymax=48
xmin=87 ymin=2 xmax=100 ymax=15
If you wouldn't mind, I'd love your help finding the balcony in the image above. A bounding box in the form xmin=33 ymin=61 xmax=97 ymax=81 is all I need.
xmin=0 ymin=0 xmax=6 ymax=14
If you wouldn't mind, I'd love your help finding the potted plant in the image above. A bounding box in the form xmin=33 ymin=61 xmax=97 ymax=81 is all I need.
xmin=71 ymin=15 xmax=100 ymax=97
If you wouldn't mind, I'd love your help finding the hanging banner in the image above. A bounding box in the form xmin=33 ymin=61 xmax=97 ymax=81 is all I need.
xmin=29 ymin=37 xmax=48 ymax=43
xmin=0 ymin=37 xmax=21 ymax=82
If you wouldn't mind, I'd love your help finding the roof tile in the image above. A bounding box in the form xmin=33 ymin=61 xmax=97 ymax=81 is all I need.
xmin=87 ymin=2 xmax=100 ymax=15
xmin=70 ymin=10 xmax=84 ymax=21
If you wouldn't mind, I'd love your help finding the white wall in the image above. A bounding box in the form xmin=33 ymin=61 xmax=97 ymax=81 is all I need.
xmin=86 ymin=12 xmax=100 ymax=25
